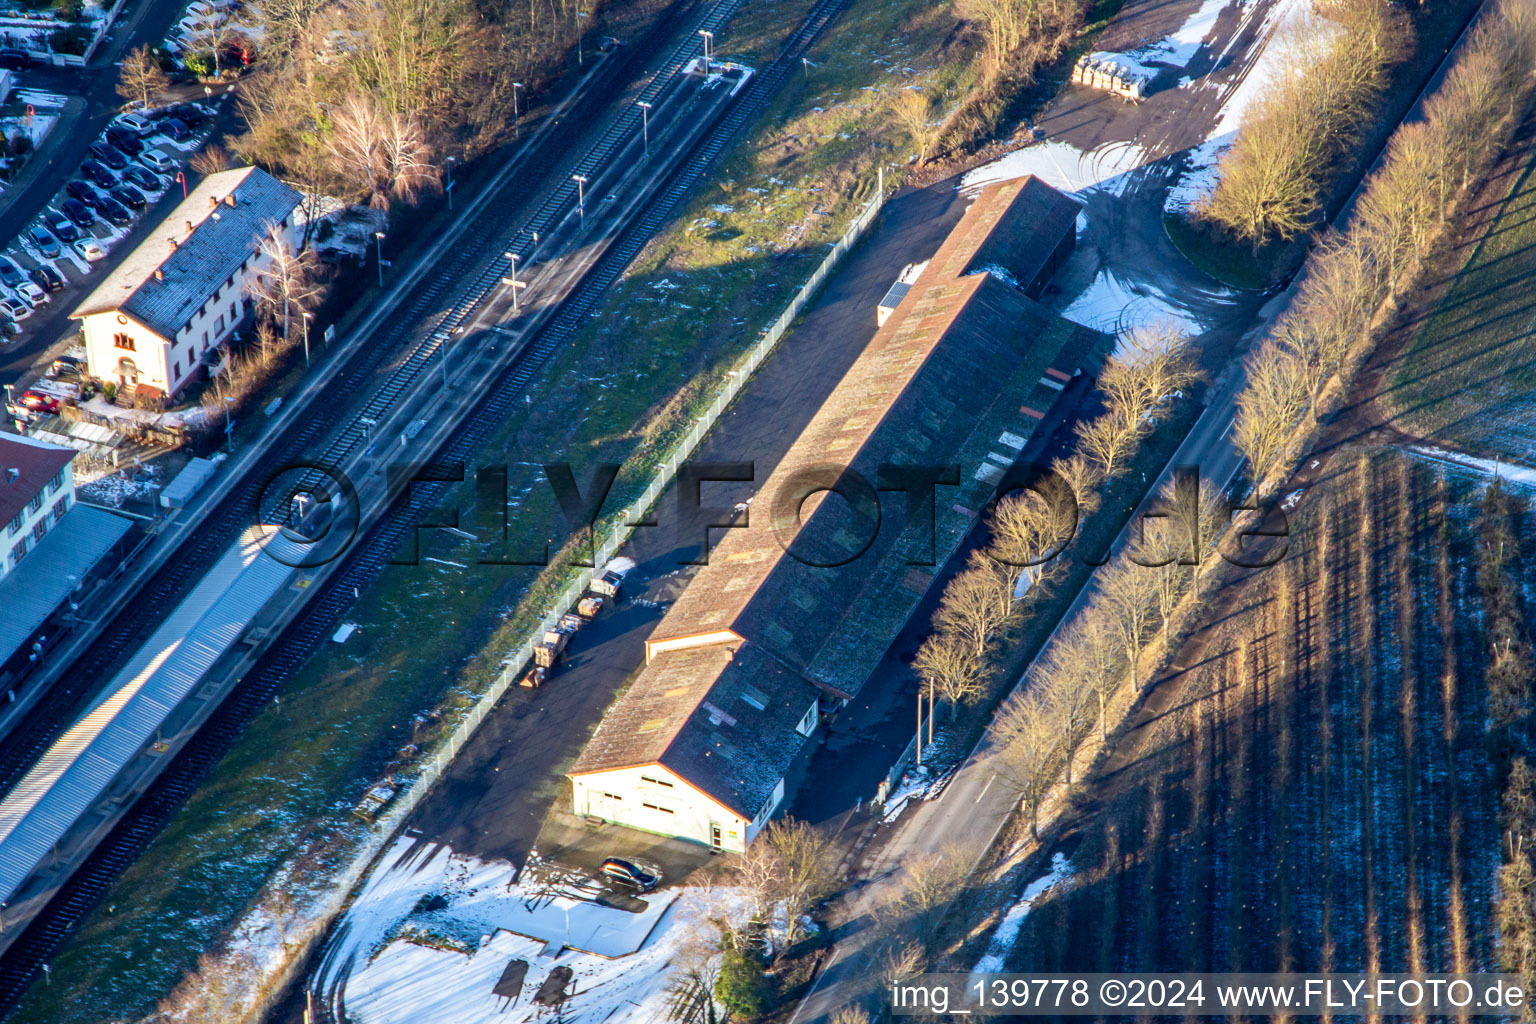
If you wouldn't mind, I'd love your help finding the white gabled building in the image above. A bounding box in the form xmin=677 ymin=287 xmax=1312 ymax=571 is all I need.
xmin=70 ymin=167 xmax=303 ymax=406
xmin=0 ymin=434 xmax=76 ymax=579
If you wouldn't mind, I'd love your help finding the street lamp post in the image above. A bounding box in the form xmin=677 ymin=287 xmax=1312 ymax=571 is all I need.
xmin=576 ymin=11 xmax=587 ymax=64
xmin=301 ymin=311 xmax=313 ymax=367
xmin=572 ymin=174 xmax=587 ymax=226
xmin=698 ymin=29 xmax=713 ymax=72
xmin=224 ymin=396 xmax=235 ymax=453
xmin=175 ymin=171 xmax=187 ymax=199
xmin=512 ymin=82 xmax=524 ymax=138
xmin=444 ymin=156 xmax=457 ymax=210
xmin=637 ymin=100 xmax=651 ymax=155
xmin=502 ymin=251 xmax=526 ymax=313
xmin=374 ymin=231 xmax=386 ymax=288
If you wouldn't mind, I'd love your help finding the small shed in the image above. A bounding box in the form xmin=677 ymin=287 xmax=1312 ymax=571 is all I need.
xmin=877 ymin=281 xmax=911 ymax=326
xmin=160 ymin=457 xmax=218 ymax=510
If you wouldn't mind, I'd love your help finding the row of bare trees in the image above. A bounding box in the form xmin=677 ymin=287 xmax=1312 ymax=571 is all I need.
xmin=991 ymin=472 xmax=1223 ymax=837
xmin=1232 ymin=0 xmax=1536 ymax=487
xmin=909 ymin=327 xmax=1200 ymax=764
xmin=1202 ymin=0 xmax=1410 ymax=245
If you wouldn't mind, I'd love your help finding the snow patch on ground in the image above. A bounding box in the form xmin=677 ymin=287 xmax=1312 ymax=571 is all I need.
xmin=1410 ymin=447 xmax=1536 ymax=490
xmin=961 ymin=139 xmax=1148 ymax=196
xmin=973 ymin=853 xmax=1073 ymax=973
xmin=1163 ymin=0 xmax=1327 ymax=214
xmin=1132 ymin=0 xmax=1231 ymax=69
xmin=316 ymin=839 xmax=729 ymax=1024
xmin=1062 ymin=266 xmax=1204 ymax=353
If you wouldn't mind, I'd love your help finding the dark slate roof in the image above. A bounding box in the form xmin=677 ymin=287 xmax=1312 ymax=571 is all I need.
xmin=570 ymin=641 xmax=817 ymax=817
xmin=647 ymin=177 xmax=1107 ymax=697
xmin=71 ymin=167 xmax=302 ymax=340
xmin=0 ymin=505 xmax=133 ymax=661
xmin=0 ymin=434 xmax=73 ymax=528
xmin=962 ymin=174 xmax=1081 ymax=287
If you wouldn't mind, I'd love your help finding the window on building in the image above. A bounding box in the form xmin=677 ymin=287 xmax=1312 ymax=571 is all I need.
xmin=216 ymin=314 xmax=224 ymax=334
xmin=641 ymin=802 xmax=675 ymax=814
xmin=640 ymin=775 xmax=674 ymax=788
xmin=10 ymin=536 xmax=28 ymax=566
xmin=50 ymin=498 xmax=66 ymax=524
xmin=202 ymin=330 xmax=209 ymax=348
xmin=27 ymin=493 xmax=42 ymax=515
xmin=228 ymin=302 xmax=236 ymax=321
xmin=7 ymin=512 xmax=22 ymax=536
xmin=113 ymin=332 xmax=135 ymax=351
xmin=601 ymin=792 xmax=623 ymax=802
xmin=30 ymin=519 xmax=45 ymax=543
xmin=47 ymin=471 xmax=62 ymax=494
xmin=225 ymin=274 xmax=234 ymax=291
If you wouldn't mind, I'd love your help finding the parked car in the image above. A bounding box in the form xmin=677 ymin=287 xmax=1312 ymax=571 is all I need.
xmin=60 ymin=198 xmax=96 ymax=229
xmin=0 ymin=48 xmax=31 ymax=71
xmin=27 ymin=226 xmax=60 ymax=259
xmin=110 ymin=184 xmax=146 ymax=210
xmin=599 ymin=858 xmax=659 ymax=892
xmin=121 ymin=165 xmax=162 ymax=192
xmin=114 ymin=112 xmax=155 ymax=136
xmin=167 ymin=103 xmax=208 ymax=127
xmin=106 ymin=127 xmax=144 ymax=157
xmin=0 ymin=312 xmax=18 ymax=338
xmin=140 ymin=149 xmax=177 ymax=173
xmin=156 ymin=118 xmax=191 ymax=142
xmin=80 ymin=160 xmax=118 ymax=189
xmin=50 ymin=355 xmax=84 ymax=378
xmin=2 ymin=295 xmax=32 ymax=321
xmin=89 ymin=142 xmax=129 ymax=170
xmin=66 ymin=180 xmax=101 ymax=207
xmin=71 ymin=238 xmax=105 ymax=262
xmin=0 ymin=256 xmax=22 ymax=290
xmin=15 ymin=280 xmax=46 ymax=306
xmin=185 ymin=0 xmax=234 ymax=18
xmin=17 ymin=391 xmax=59 ymax=415
xmin=42 ymin=209 xmax=79 ymax=243
xmin=96 ymin=197 xmax=133 ymax=227
xmin=30 ymin=265 xmax=63 ymax=293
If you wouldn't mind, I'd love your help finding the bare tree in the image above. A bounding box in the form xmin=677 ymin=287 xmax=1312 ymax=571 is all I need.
xmin=1101 ymin=562 xmax=1160 ymax=690
xmin=117 ymin=44 xmax=168 ymax=111
xmin=1232 ymin=349 xmax=1310 ymax=483
xmin=1076 ymin=414 xmax=1136 ymax=479
xmin=1040 ymin=655 xmax=1094 ymax=785
xmin=991 ymin=691 xmax=1060 ymax=837
xmin=190 ymin=142 xmax=234 ymax=177
xmin=246 ymin=225 xmax=321 ymax=338
xmin=988 ymin=483 xmax=1074 ymax=591
xmin=763 ymin=819 xmax=839 ymax=947
xmin=914 ymin=632 xmax=986 ymax=712
xmin=934 ymin=555 xmax=1017 ymax=657
xmin=893 ymin=88 xmax=941 ymax=161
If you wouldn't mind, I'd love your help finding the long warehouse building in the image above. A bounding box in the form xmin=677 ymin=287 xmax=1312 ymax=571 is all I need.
xmin=569 ymin=176 xmax=1111 ymax=852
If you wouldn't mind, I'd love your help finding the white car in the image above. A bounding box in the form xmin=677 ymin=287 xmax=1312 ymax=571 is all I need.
xmin=72 ymin=239 xmax=105 ymax=262
xmin=185 ymin=0 xmax=236 ymax=17
xmin=15 ymin=281 xmax=46 ymax=306
xmin=114 ymin=112 xmax=155 ymax=136
xmin=2 ymin=296 xmax=31 ymax=321
xmin=140 ymin=148 xmax=177 ymax=173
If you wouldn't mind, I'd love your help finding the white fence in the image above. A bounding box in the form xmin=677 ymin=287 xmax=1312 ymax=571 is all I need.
xmin=249 ymin=182 xmax=891 ymax=1023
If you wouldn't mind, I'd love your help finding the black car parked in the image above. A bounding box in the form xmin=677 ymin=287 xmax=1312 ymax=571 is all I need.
xmin=0 ymin=48 xmax=30 ymax=71
xmin=30 ymin=265 xmax=63 ymax=293
xmin=88 ymin=142 xmax=129 ymax=170
xmin=157 ymin=118 xmax=191 ymax=141
xmin=168 ymin=104 xmax=207 ymax=127
xmin=66 ymin=180 xmax=104 ymax=207
xmin=599 ymin=857 xmax=659 ymax=892
xmin=96 ymin=197 xmax=133 ymax=227
xmin=105 ymin=127 xmax=144 ymax=157
xmin=0 ymin=255 xmax=24 ymax=290
xmin=42 ymin=209 xmax=79 ymax=243
xmin=110 ymin=184 xmax=146 ymax=209
xmin=79 ymin=160 xmax=117 ymax=189
xmin=59 ymin=198 xmax=95 ymax=228
xmin=121 ymin=165 xmax=161 ymax=192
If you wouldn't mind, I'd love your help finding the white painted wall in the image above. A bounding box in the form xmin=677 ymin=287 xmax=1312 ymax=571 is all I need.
xmin=2 ymin=459 xmax=74 ymax=578
xmin=571 ymin=763 xmax=757 ymax=854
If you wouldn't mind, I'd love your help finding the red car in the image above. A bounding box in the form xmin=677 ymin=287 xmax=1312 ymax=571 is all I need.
xmin=19 ymin=390 xmax=61 ymax=415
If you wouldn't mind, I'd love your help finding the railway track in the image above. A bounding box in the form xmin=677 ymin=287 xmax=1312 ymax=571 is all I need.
xmin=0 ymin=0 xmax=851 ymax=1011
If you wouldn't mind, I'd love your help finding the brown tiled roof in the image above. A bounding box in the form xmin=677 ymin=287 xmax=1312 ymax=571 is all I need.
xmin=569 ymin=641 xmax=817 ymax=817
xmin=0 ymin=435 xmax=73 ymax=529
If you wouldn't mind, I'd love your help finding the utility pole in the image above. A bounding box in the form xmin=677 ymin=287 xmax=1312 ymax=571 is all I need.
xmin=698 ymin=29 xmax=713 ymax=72
xmin=512 ymin=81 xmax=523 ymax=138
xmin=444 ymin=156 xmax=457 ymax=209
xmin=637 ymin=100 xmax=651 ymax=155
xmin=572 ymin=173 xmax=587 ymax=226
xmin=374 ymin=231 xmax=386 ymax=288
xmin=576 ymin=10 xmax=587 ymax=64
xmin=301 ymin=311 xmax=313 ymax=368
